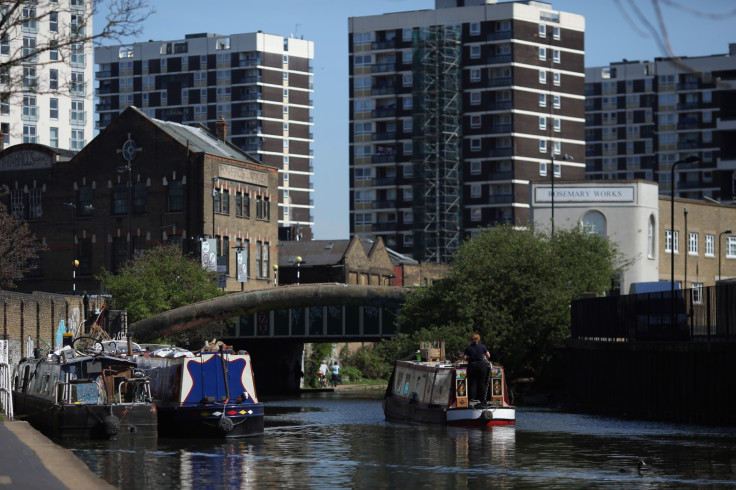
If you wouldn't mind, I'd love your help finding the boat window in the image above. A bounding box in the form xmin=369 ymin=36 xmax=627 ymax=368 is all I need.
xmin=395 ymin=373 xmax=404 ymax=394
xmin=403 ymin=380 xmax=410 ymax=395
xmin=22 ymin=365 xmax=31 ymax=393
xmin=415 ymin=377 xmax=423 ymax=399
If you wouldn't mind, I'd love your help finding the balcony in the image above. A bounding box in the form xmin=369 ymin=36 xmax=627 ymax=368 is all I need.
xmin=488 ymin=194 xmax=514 ymax=204
xmin=487 ymin=101 xmax=512 ymax=111
xmin=488 ymin=124 xmax=512 ymax=134
xmin=372 ymin=200 xmax=397 ymax=209
xmin=677 ymin=102 xmax=699 ymax=111
xmin=372 ymin=176 xmax=397 ymax=186
xmin=95 ymin=70 xmax=112 ymax=79
xmin=677 ymin=140 xmax=699 ymax=150
xmin=487 ymin=55 xmax=512 ymax=65
xmin=371 ymin=108 xmax=396 ymax=118
xmin=488 ymin=77 xmax=513 ymax=87
xmin=371 ymin=40 xmax=396 ymax=50
xmin=371 ymin=154 xmax=396 ymax=164
xmin=371 ymin=86 xmax=396 ymax=96
xmin=488 ymin=148 xmax=513 ymax=158
xmin=487 ymin=171 xmax=514 ymax=181
xmin=372 ymin=222 xmax=399 ymax=232
xmin=371 ymin=63 xmax=396 ymax=74
xmin=487 ymin=31 xmax=512 ymax=41
xmin=372 ymin=132 xmax=397 ymax=141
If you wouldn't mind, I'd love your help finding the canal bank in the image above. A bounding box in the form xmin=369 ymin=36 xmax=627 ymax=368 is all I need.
xmin=0 ymin=420 xmax=114 ymax=490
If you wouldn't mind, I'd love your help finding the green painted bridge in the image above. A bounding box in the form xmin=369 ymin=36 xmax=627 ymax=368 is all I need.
xmin=130 ymin=283 xmax=413 ymax=343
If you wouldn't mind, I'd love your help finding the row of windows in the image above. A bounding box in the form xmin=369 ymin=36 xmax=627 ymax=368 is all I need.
xmin=665 ymin=230 xmax=736 ymax=258
xmin=20 ymin=126 xmax=84 ymax=148
xmin=213 ymin=188 xmax=271 ymax=221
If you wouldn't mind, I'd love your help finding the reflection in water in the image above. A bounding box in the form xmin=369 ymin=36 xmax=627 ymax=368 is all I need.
xmin=67 ymin=394 xmax=736 ymax=489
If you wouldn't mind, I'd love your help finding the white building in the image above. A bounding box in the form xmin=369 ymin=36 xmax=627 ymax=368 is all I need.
xmin=95 ymin=32 xmax=315 ymax=239
xmin=0 ymin=0 xmax=94 ymax=150
xmin=531 ymin=179 xmax=660 ymax=294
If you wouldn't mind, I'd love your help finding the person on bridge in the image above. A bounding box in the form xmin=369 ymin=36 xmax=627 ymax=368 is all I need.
xmin=463 ymin=333 xmax=491 ymax=403
xmin=330 ymin=361 xmax=340 ymax=388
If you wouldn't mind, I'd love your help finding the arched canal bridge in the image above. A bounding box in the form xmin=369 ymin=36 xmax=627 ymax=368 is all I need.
xmin=130 ymin=284 xmax=414 ymax=393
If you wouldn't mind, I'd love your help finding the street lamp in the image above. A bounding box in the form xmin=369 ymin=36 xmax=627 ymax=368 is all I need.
xmin=273 ymin=264 xmax=279 ymax=287
xmin=550 ymin=153 xmax=573 ymax=236
xmin=719 ymin=229 xmax=732 ymax=282
xmin=62 ymin=202 xmax=77 ymax=294
xmin=295 ymin=256 xmax=303 ymax=284
xmin=670 ymin=155 xmax=700 ymax=329
xmin=117 ymin=164 xmax=133 ymax=261
xmin=211 ymin=177 xmax=219 ymax=238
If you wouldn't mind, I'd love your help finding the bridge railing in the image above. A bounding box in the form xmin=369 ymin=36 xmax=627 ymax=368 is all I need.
xmin=571 ymin=283 xmax=736 ymax=342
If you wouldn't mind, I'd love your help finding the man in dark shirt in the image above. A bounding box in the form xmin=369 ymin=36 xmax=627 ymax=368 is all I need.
xmin=463 ymin=333 xmax=491 ymax=402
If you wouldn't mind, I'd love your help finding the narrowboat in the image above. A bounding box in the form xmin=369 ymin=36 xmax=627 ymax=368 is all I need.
xmin=135 ymin=346 xmax=264 ymax=438
xmin=12 ymin=341 xmax=158 ymax=440
xmin=383 ymin=355 xmax=515 ymax=427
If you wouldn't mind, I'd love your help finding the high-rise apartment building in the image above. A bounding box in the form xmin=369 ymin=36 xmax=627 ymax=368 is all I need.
xmin=349 ymin=0 xmax=585 ymax=262
xmin=95 ymin=32 xmax=315 ymax=238
xmin=585 ymin=43 xmax=736 ymax=201
xmin=0 ymin=0 xmax=94 ymax=150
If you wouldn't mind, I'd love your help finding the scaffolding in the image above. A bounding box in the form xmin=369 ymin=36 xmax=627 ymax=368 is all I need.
xmin=411 ymin=26 xmax=462 ymax=264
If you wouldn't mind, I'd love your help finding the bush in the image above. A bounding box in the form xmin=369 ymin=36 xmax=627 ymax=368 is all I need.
xmin=344 ymin=345 xmax=392 ymax=380
xmin=340 ymin=366 xmax=362 ymax=383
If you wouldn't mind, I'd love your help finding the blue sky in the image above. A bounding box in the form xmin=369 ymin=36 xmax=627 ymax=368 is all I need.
xmin=94 ymin=0 xmax=736 ymax=240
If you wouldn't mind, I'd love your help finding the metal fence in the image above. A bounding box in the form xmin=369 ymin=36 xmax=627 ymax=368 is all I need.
xmin=571 ymin=283 xmax=736 ymax=342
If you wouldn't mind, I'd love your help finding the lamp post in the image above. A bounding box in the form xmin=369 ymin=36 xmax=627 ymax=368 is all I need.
xmin=295 ymin=256 xmax=302 ymax=284
xmin=719 ymin=230 xmax=732 ymax=282
xmin=550 ymin=153 xmax=573 ymax=236
xmin=117 ymin=164 xmax=133 ymax=261
xmin=62 ymin=202 xmax=77 ymax=294
xmin=211 ymin=177 xmax=219 ymax=238
xmin=273 ymin=264 xmax=278 ymax=287
xmin=670 ymin=155 xmax=700 ymax=329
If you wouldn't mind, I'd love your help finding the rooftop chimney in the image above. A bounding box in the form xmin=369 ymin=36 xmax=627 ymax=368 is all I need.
xmin=216 ymin=116 xmax=228 ymax=142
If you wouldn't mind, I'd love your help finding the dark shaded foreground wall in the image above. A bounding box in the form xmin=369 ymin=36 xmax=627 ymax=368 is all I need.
xmin=565 ymin=340 xmax=736 ymax=426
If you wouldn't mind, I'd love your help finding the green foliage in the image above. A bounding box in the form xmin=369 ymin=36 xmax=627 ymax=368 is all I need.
xmin=340 ymin=366 xmax=362 ymax=382
xmin=97 ymin=245 xmax=227 ymax=347
xmin=396 ymin=225 xmax=626 ymax=385
xmin=342 ymin=345 xmax=392 ymax=380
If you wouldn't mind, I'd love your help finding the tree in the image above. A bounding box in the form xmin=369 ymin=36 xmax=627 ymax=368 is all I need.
xmin=397 ymin=225 xmax=628 ymax=387
xmin=0 ymin=0 xmax=153 ymax=98
xmin=0 ymin=201 xmax=46 ymax=289
xmin=97 ymin=245 xmax=227 ymax=347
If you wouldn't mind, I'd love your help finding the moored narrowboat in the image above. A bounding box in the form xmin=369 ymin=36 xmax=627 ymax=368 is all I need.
xmin=135 ymin=346 xmax=264 ymax=438
xmin=12 ymin=341 xmax=158 ymax=440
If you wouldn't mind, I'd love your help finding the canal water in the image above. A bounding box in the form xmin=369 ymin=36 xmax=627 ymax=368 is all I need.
xmin=67 ymin=391 xmax=736 ymax=489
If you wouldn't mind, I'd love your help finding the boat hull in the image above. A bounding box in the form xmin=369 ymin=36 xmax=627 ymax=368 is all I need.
xmin=383 ymin=395 xmax=515 ymax=427
xmin=12 ymin=392 xmax=158 ymax=439
xmin=156 ymin=403 xmax=265 ymax=438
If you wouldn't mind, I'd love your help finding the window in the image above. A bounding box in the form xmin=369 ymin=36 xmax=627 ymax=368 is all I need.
xmin=132 ymin=182 xmax=146 ymax=214
xmin=666 ymin=230 xmax=679 ymax=253
xmin=262 ymin=242 xmax=269 ymax=279
xmin=403 ymin=119 xmax=412 ymax=132
xmin=553 ymin=118 xmax=561 ymax=132
xmin=553 ymin=26 xmax=560 ymax=40
xmin=470 ymin=138 xmax=481 ymax=152
xmin=78 ymin=185 xmax=93 ymax=216
xmin=49 ymin=127 xmax=58 ymax=148
xmin=727 ymin=236 xmax=736 ymax=258
xmin=553 ymin=72 xmax=561 ymax=86
xmin=553 ymin=49 xmax=560 ymax=63
xmin=49 ymin=12 xmax=58 ymax=32
xmin=470 ymin=92 xmax=481 ymax=105
xmin=539 ymin=24 xmax=546 ymax=38
xmin=0 ymin=96 xmax=7 ymax=115
xmin=28 ymin=188 xmax=42 ymax=220
xmin=539 ymin=70 xmax=546 ymax=84
xmin=471 ymin=183 xmax=481 ymax=198
xmin=0 ymin=35 xmax=8 ymax=56
xmin=539 ymin=116 xmax=546 ymax=130
xmin=23 ymin=37 xmax=37 ymax=62
xmin=112 ymin=183 xmax=127 ymax=215
xmin=71 ymin=72 xmax=85 ymax=95
xmin=402 ymin=97 xmax=412 ymax=110
xmin=255 ymin=241 xmax=262 ymax=277
xmin=71 ymin=100 xmax=84 ymax=125
xmin=10 ymin=189 xmax=24 ymax=218
xmin=168 ymin=180 xmax=183 ymax=212
xmin=470 ymin=115 xmax=481 ymax=128
xmin=539 ymin=93 xmax=546 ymax=107
xmin=648 ymin=215 xmax=655 ymax=258
xmin=553 ymin=95 xmax=561 ymax=109
xmin=71 ymin=129 xmax=84 ymax=150
xmin=470 ymin=68 xmax=480 ymax=82
xmin=705 ymin=234 xmax=714 ymax=257
xmin=539 ymin=139 xmax=547 ymax=153
xmin=553 ymin=140 xmax=561 ymax=155
xmin=50 ymin=98 xmax=58 ymax=119
xmin=23 ymin=125 xmax=37 ymax=143
xmin=469 ymin=45 xmax=481 ymax=59
xmin=692 ymin=282 xmax=703 ymax=304
xmin=402 ymin=73 xmax=412 ymax=87
xmin=71 ymin=43 xmax=84 ymax=65
xmin=49 ymin=69 xmax=58 ymax=90
xmin=581 ymin=211 xmax=606 ymax=237
xmin=689 ymin=232 xmax=698 ymax=255
xmin=470 ymin=22 xmax=480 ymax=36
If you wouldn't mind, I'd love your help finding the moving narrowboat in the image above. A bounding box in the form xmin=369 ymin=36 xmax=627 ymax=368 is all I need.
xmin=12 ymin=337 xmax=158 ymax=440
xmin=383 ymin=346 xmax=515 ymax=427
xmin=135 ymin=346 xmax=264 ymax=438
